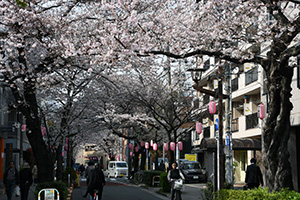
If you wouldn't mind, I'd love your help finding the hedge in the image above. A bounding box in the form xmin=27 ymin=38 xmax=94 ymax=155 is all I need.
xmin=142 ymin=170 xmax=163 ymax=186
xmin=62 ymin=166 xmax=77 ymax=185
xmin=160 ymin=172 xmax=171 ymax=192
xmin=215 ymin=187 xmax=300 ymax=200
xmin=35 ymin=181 xmax=68 ymax=200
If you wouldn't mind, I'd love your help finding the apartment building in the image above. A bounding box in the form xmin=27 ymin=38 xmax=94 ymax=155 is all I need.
xmin=190 ymin=55 xmax=300 ymax=191
xmin=75 ymin=144 xmax=108 ymax=169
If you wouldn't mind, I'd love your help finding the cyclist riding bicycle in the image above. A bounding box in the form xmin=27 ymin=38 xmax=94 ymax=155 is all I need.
xmin=83 ymin=163 xmax=106 ymax=200
xmin=167 ymin=162 xmax=185 ymax=200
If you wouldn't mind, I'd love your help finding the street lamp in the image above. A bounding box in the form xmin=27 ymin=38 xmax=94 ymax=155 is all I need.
xmin=187 ymin=68 xmax=206 ymax=83
xmin=187 ymin=63 xmax=226 ymax=190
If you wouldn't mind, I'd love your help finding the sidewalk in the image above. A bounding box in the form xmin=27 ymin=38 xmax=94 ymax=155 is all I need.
xmin=0 ymin=184 xmax=72 ymax=200
xmin=0 ymin=185 xmax=36 ymax=200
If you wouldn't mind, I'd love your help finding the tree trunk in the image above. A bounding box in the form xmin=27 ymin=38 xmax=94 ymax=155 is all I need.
xmin=155 ymin=151 xmax=159 ymax=170
xmin=134 ymin=151 xmax=139 ymax=172
xmin=140 ymin=147 xmax=146 ymax=170
xmin=18 ymin=80 xmax=54 ymax=183
xmin=26 ymin=122 xmax=54 ymax=182
xmin=56 ymin=142 xmax=64 ymax=181
xmin=263 ymin=60 xmax=294 ymax=191
xmin=67 ymin=139 xmax=73 ymax=167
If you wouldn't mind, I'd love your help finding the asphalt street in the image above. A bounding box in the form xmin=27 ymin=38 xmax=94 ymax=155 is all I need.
xmin=72 ymin=177 xmax=205 ymax=200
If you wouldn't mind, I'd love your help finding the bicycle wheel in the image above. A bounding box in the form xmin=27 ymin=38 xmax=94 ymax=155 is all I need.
xmin=175 ymin=190 xmax=180 ymax=200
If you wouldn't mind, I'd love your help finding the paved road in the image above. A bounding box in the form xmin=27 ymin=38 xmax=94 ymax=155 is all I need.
xmin=73 ymin=177 xmax=205 ymax=200
xmin=73 ymin=178 xmax=169 ymax=200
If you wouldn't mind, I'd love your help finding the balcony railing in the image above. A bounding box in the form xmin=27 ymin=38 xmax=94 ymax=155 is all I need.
xmin=232 ymin=77 xmax=238 ymax=92
xmin=245 ymin=66 xmax=258 ymax=85
xmin=246 ymin=113 xmax=258 ymax=130
xmin=232 ymin=118 xmax=239 ymax=132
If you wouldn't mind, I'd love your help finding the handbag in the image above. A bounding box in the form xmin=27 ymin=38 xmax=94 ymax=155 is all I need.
xmin=174 ymin=179 xmax=183 ymax=190
xmin=14 ymin=185 xmax=20 ymax=197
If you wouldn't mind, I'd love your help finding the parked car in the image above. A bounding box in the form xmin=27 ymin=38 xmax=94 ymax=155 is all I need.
xmin=179 ymin=161 xmax=207 ymax=183
xmin=108 ymin=161 xmax=128 ymax=178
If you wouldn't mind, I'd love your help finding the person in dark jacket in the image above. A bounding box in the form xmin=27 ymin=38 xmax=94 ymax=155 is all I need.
xmin=159 ymin=160 xmax=165 ymax=172
xmin=3 ymin=161 xmax=20 ymax=200
xmin=167 ymin=162 xmax=185 ymax=200
xmin=19 ymin=162 xmax=33 ymax=200
xmin=245 ymin=158 xmax=263 ymax=189
xmin=83 ymin=163 xmax=106 ymax=199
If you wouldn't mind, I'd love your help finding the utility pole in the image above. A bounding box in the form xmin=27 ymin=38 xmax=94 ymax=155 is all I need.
xmin=217 ymin=65 xmax=225 ymax=190
xmin=191 ymin=65 xmax=226 ymax=190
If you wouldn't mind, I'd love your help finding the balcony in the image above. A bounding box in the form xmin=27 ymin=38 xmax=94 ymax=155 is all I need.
xmin=232 ymin=77 xmax=238 ymax=92
xmin=232 ymin=118 xmax=239 ymax=132
xmin=245 ymin=66 xmax=258 ymax=85
xmin=246 ymin=113 xmax=258 ymax=130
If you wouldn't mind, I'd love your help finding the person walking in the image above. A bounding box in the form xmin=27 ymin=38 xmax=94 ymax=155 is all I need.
xmin=19 ymin=162 xmax=33 ymax=200
xmin=31 ymin=164 xmax=38 ymax=185
xmin=3 ymin=161 xmax=20 ymax=200
xmin=83 ymin=163 xmax=106 ymax=199
xmin=159 ymin=160 xmax=165 ymax=172
xmin=167 ymin=162 xmax=185 ymax=200
xmin=245 ymin=158 xmax=263 ymax=189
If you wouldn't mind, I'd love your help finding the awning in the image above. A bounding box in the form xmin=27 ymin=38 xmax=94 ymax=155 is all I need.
xmin=198 ymin=138 xmax=261 ymax=151
xmin=191 ymin=147 xmax=204 ymax=153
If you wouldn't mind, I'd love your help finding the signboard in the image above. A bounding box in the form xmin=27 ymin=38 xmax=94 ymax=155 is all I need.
xmin=45 ymin=189 xmax=55 ymax=200
xmin=38 ymin=188 xmax=59 ymax=200
xmin=225 ymin=134 xmax=230 ymax=146
xmin=185 ymin=154 xmax=197 ymax=162
xmin=215 ymin=118 xmax=219 ymax=130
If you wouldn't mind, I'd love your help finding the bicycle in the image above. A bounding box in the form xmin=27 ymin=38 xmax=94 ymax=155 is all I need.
xmin=133 ymin=170 xmax=144 ymax=184
xmin=170 ymin=179 xmax=184 ymax=200
xmin=89 ymin=189 xmax=99 ymax=200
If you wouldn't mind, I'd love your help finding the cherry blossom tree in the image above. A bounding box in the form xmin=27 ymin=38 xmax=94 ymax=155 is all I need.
xmin=2 ymin=0 xmax=300 ymax=191
xmin=87 ymin=60 xmax=199 ymax=164
xmin=78 ymin=0 xmax=299 ymax=191
xmin=0 ymin=0 xmax=107 ymax=182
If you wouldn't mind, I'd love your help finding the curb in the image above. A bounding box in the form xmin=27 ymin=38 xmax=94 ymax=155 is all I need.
xmin=67 ymin=185 xmax=73 ymax=200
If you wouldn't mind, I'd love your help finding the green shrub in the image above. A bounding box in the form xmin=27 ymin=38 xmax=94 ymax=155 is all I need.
xmin=143 ymin=170 xmax=162 ymax=186
xmin=62 ymin=167 xmax=77 ymax=185
xmin=160 ymin=172 xmax=171 ymax=192
xmin=215 ymin=187 xmax=300 ymax=200
xmin=202 ymin=181 xmax=214 ymax=200
xmin=35 ymin=181 xmax=68 ymax=200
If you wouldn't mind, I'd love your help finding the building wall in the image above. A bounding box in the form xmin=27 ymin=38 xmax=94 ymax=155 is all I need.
xmin=289 ymin=59 xmax=300 ymax=192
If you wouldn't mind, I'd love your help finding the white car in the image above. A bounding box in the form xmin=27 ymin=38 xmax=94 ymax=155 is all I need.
xmin=108 ymin=161 xmax=128 ymax=178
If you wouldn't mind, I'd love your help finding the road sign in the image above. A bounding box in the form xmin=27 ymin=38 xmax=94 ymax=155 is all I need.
xmin=225 ymin=134 xmax=230 ymax=146
xmin=215 ymin=118 xmax=219 ymax=130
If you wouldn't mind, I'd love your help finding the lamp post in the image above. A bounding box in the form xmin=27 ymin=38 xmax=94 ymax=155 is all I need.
xmin=187 ymin=64 xmax=226 ymax=190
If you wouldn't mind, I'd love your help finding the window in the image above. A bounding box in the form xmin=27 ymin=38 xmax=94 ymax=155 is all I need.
xmin=232 ymin=77 xmax=238 ymax=92
xmin=196 ymin=131 xmax=200 ymax=140
xmin=232 ymin=118 xmax=239 ymax=132
xmin=245 ymin=66 xmax=258 ymax=85
xmin=246 ymin=113 xmax=258 ymax=130
xmin=116 ymin=163 xmax=127 ymax=168
xmin=204 ymin=59 xmax=210 ymax=70
xmin=203 ymin=127 xmax=210 ymax=138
